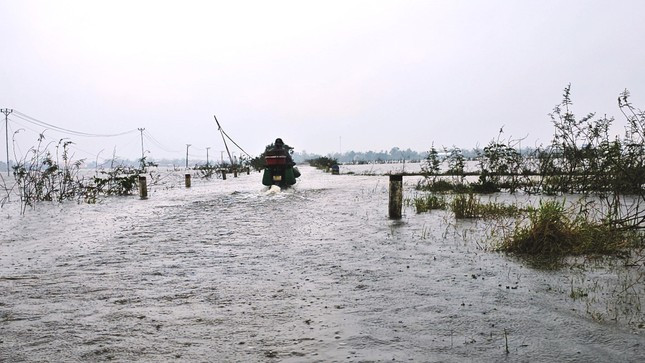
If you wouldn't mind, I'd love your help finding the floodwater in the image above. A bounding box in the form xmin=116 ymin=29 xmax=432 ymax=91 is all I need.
xmin=1 ymin=165 xmax=643 ymax=362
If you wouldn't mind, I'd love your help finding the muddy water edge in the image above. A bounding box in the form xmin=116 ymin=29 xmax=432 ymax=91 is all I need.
xmin=1 ymin=165 xmax=643 ymax=362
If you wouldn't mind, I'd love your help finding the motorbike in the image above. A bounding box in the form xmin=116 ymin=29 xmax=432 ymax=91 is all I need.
xmin=262 ymin=150 xmax=300 ymax=188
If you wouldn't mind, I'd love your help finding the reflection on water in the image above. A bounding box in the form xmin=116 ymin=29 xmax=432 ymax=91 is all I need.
xmin=0 ymin=165 xmax=643 ymax=362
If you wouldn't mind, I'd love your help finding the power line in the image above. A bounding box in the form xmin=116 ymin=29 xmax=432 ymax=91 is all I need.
xmin=6 ymin=121 xmax=24 ymax=162
xmin=12 ymin=112 xmax=180 ymax=159
xmin=142 ymin=130 xmax=181 ymax=154
xmin=7 ymin=116 xmax=108 ymax=160
xmin=6 ymin=115 xmax=50 ymax=136
xmin=4 ymin=109 xmax=246 ymax=163
xmin=12 ymin=110 xmax=138 ymax=138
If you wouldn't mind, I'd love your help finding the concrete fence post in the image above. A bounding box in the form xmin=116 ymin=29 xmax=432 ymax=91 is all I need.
xmin=139 ymin=176 xmax=148 ymax=199
xmin=389 ymin=174 xmax=403 ymax=219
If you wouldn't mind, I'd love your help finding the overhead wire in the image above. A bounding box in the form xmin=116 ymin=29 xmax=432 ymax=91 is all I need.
xmin=143 ymin=130 xmax=213 ymax=158
xmin=7 ymin=111 xmax=178 ymax=160
xmin=9 ymin=117 xmax=104 ymax=163
xmin=5 ymin=110 xmax=246 ymax=162
xmin=142 ymin=130 xmax=181 ymax=154
xmin=7 ymin=119 xmax=24 ymax=162
xmin=5 ymin=115 xmax=47 ymax=138
xmin=214 ymin=115 xmax=253 ymax=158
xmin=12 ymin=110 xmax=138 ymax=137
xmin=7 ymin=113 xmax=135 ymax=160
xmin=5 ymin=118 xmax=60 ymax=161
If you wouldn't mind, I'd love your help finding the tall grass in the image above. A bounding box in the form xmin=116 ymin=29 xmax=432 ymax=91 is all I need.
xmin=414 ymin=193 xmax=446 ymax=213
xmin=450 ymin=193 xmax=524 ymax=219
xmin=11 ymin=137 xmax=85 ymax=213
xmin=2 ymin=134 xmax=143 ymax=213
xmin=498 ymin=200 xmax=637 ymax=257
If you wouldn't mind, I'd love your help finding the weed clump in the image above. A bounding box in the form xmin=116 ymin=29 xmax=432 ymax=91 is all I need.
xmin=451 ymin=193 xmax=481 ymax=219
xmin=307 ymin=156 xmax=338 ymax=171
xmin=450 ymin=193 xmax=523 ymax=219
xmin=1 ymin=134 xmax=148 ymax=213
xmin=499 ymin=200 xmax=635 ymax=257
xmin=91 ymin=166 xmax=139 ymax=196
xmin=414 ymin=193 xmax=446 ymax=213
xmin=416 ymin=178 xmax=472 ymax=194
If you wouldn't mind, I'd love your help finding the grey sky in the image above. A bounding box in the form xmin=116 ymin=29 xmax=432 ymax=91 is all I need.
xmin=1 ymin=0 xmax=644 ymax=162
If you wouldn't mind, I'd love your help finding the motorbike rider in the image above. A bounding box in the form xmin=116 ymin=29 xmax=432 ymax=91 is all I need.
xmin=270 ymin=138 xmax=295 ymax=166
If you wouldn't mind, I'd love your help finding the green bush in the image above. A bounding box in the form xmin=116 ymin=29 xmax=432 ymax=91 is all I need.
xmin=450 ymin=193 xmax=524 ymax=219
xmin=308 ymin=156 xmax=338 ymax=170
xmin=414 ymin=193 xmax=446 ymax=213
xmin=451 ymin=193 xmax=481 ymax=219
xmin=499 ymin=200 xmax=635 ymax=257
xmin=416 ymin=179 xmax=472 ymax=193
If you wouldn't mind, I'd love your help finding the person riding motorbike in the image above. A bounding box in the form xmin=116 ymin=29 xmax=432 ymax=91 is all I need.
xmin=262 ymin=137 xmax=299 ymax=187
xmin=269 ymin=138 xmax=295 ymax=167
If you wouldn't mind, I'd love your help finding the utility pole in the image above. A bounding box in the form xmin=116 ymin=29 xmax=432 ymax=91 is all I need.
xmin=1 ymin=108 xmax=13 ymax=176
xmin=206 ymin=147 xmax=211 ymax=167
xmin=186 ymin=144 xmax=191 ymax=169
xmin=138 ymin=128 xmax=145 ymax=170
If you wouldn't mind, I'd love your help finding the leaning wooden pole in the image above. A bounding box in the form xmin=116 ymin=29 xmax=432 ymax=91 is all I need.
xmin=214 ymin=115 xmax=235 ymax=167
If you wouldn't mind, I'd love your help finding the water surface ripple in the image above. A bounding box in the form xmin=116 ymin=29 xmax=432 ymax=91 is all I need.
xmin=1 ymin=166 xmax=643 ymax=362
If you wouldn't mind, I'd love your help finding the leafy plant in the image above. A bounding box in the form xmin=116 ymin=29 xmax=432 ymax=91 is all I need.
xmin=11 ymin=135 xmax=86 ymax=213
xmin=450 ymin=193 xmax=523 ymax=219
xmin=422 ymin=143 xmax=441 ymax=182
xmin=498 ymin=200 xmax=636 ymax=257
xmin=451 ymin=193 xmax=481 ymax=219
xmin=475 ymin=133 xmax=523 ymax=193
xmin=91 ymin=166 xmax=139 ymax=196
xmin=3 ymin=133 xmax=148 ymax=213
xmin=307 ymin=156 xmax=338 ymax=170
xmin=445 ymin=146 xmax=466 ymax=183
xmin=414 ymin=193 xmax=447 ymax=213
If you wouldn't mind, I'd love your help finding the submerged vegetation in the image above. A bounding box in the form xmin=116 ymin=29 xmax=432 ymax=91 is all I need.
xmin=0 ymin=133 xmax=250 ymax=213
xmin=450 ymin=193 xmax=524 ymax=219
xmin=413 ymin=86 xmax=645 ymax=264
xmin=307 ymin=156 xmax=339 ymax=171
xmin=406 ymin=86 xmax=645 ymax=327
xmin=2 ymin=86 xmax=643 ymax=261
xmin=413 ymin=193 xmax=446 ymax=213
xmin=0 ymin=133 xmax=147 ymax=214
xmin=0 ymin=86 xmax=642 ymax=334
xmin=418 ymin=86 xmax=644 ymax=200
xmin=497 ymin=200 xmax=635 ymax=257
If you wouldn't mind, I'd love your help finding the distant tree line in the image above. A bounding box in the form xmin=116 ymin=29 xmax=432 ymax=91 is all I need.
xmin=292 ymin=147 xmax=481 ymax=164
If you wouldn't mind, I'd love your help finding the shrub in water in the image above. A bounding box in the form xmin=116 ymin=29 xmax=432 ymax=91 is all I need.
xmin=499 ymin=200 xmax=634 ymax=257
xmin=450 ymin=193 xmax=524 ymax=219
xmin=451 ymin=193 xmax=480 ymax=219
xmin=414 ymin=193 xmax=446 ymax=213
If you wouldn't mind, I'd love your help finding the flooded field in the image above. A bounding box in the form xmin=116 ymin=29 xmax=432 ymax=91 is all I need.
xmin=1 ymin=165 xmax=643 ymax=362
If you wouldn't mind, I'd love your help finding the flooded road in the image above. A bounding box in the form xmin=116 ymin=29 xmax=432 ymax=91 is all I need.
xmin=1 ymin=166 xmax=643 ymax=362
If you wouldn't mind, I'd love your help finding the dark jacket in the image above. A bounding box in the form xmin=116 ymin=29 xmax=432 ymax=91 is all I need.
xmin=266 ymin=145 xmax=295 ymax=167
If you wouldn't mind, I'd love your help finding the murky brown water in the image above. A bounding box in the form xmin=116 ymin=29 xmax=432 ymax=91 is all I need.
xmin=1 ymin=166 xmax=643 ymax=362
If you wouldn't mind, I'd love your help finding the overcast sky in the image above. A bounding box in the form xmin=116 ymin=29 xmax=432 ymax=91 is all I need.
xmin=1 ymin=0 xmax=644 ymax=162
